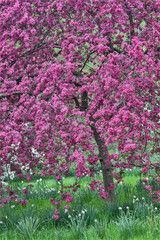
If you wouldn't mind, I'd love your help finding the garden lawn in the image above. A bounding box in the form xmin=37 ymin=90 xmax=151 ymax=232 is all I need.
xmin=0 ymin=168 xmax=160 ymax=240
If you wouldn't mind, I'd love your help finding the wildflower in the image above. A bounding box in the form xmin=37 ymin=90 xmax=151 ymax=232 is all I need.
xmin=3 ymin=198 xmax=9 ymax=204
xmin=66 ymin=197 xmax=73 ymax=203
xmin=94 ymin=219 xmax=98 ymax=223
xmin=11 ymin=205 xmax=15 ymax=208
xmin=126 ymin=206 xmax=129 ymax=210
xmin=53 ymin=214 xmax=59 ymax=220
xmin=68 ymin=215 xmax=71 ymax=218
xmin=50 ymin=198 xmax=54 ymax=205
xmin=118 ymin=207 xmax=122 ymax=210
xmin=142 ymin=167 xmax=149 ymax=173
xmin=21 ymin=200 xmax=28 ymax=206
xmin=55 ymin=201 xmax=61 ymax=207
xmin=143 ymin=178 xmax=148 ymax=182
xmin=23 ymin=189 xmax=29 ymax=194
xmin=142 ymin=197 xmax=145 ymax=200
xmin=155 ymin=207 xmax=157 ymax=210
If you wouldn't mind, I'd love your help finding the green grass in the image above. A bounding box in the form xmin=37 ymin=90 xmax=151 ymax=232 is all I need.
xmin=0 ymin=168 xmax=160 ymax=240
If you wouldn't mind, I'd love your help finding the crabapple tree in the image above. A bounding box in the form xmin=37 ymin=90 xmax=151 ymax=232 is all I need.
xmin=0 ymin=0 xmax=160 ymax=211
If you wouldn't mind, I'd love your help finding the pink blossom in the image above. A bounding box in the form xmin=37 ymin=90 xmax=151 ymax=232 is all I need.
xmin=53 ymin=214 xmax=59 ymax=220
xmin=143 ymin=178 xmax=148 ymax=182
xmin=3 ymin=198 xmax=9 ymax=204
xmin=50 ymin=198 xmax=54 ymax=205
xmin=66 ymin=197 xmax=73 ymax=203
xmin=23 ymin=189 xmax=29 ymax=194
xmin=142 ymin=167 xmax=149 ymax=173
xmin=21 ymin=200 xmax=28 ymax=206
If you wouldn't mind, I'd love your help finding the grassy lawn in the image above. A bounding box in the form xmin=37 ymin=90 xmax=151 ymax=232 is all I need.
xmin=0 ymin=168 xmax=160 ymax=240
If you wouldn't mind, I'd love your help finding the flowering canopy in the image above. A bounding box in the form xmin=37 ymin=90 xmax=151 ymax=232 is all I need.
xmin=0 ymin=0 xmax=160 ymax=210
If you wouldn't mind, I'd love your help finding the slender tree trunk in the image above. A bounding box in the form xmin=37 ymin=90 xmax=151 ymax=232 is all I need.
xmin=90 ymin=117 xmax=116 ymax=202
xmin=100 ymin=161 xmax=116 ymax=202
xmin=73 ymin=91 xmax=116 ymax=202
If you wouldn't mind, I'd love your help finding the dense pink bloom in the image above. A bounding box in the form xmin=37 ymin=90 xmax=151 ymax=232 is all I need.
xmin=0 ymin=0 xmax=159 ymax=209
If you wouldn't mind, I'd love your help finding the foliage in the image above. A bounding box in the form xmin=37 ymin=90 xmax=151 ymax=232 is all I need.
xmin=0 ymin=0 xmax=160 ymax=216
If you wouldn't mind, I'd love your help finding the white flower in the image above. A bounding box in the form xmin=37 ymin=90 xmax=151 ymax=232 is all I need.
xmin=133 ymin=196 xmax=136 ymax=198
xmin=133 ymin=199 xmax=135 ymax=203
xmin=136 ymin=198 xmax=139 ymax=201
xmin=68 ymin=215 xmax=71 ymax=218
xmin=32 ymin=204 xmax=34 ymax=207
xmin=118 ymin=207 xmax=122 ymax=210
xmin=11 ymin=205 xmax=15 ymax=208
xmin=79 ymin=214 xmax=81 ymax=217
xmin=155 ymin=207 xmax=157 ymax=210
xmin=94 ymin=219 xmax=98 ymax=223
xmin=126 ymin=206 xmax=129 ymax=210
xmin=65 ymin=209 xmax=68 ymax=213
xmin=81 ymin=210 xmax=85 ymax=214
xmin=58 ymin=182 xmax=61 ymax=185
xmin=0 ymin=221 xmax=3 ymax=224
xmin=58 ymin=191 xmax=60 ymax=194
xmin=142 ymin=197 xmax=145 ymax=200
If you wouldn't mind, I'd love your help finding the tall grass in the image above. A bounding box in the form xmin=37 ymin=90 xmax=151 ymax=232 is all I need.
xmin=0 ymin=169 xmax=160 ymax=240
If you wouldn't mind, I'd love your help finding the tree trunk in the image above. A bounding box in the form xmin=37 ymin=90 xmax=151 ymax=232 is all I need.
xmin=90 ymin=117 xmax=116 ymax=202
xmin=74 ymin=91 xmax=116 ymax=202
xmin=101 ymin=160 xmax=116 ymax=202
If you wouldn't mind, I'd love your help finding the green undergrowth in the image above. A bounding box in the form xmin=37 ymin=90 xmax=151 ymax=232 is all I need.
xmin=0 ymin=169 xmax=160 ymax=240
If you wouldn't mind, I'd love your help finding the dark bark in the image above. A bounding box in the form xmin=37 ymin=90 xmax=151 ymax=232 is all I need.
xmin=73 ymin=89 xmax=116 ymax=202
xmin=89 ymin=116 xmax=116 ymax=202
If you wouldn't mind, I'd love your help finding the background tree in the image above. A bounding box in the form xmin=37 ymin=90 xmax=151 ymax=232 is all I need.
xmin=0 ymin=0 xmax=160 ymax=204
